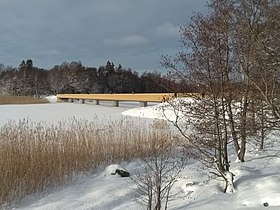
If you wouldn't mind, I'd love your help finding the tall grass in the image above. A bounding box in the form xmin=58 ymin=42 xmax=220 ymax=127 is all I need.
xmin=0 ymin=118 xmax=171 ymax=207
xmin=0 ymin=96 xmax=48 ymax=104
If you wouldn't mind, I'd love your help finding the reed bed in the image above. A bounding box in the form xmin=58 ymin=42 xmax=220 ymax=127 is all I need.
xmin=0 ymin=96 xmax=48 ymax=104
xmin=0 ymin=118 xmax=171 ymax=207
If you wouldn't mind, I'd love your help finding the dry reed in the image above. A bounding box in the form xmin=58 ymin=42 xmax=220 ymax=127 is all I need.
xmin=0 ymin=96 xmax=48 ymax=105
xmin=0 ymin=118 xmax=171 ymax=208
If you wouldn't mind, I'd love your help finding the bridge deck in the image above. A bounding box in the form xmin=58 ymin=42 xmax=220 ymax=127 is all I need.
xmin=57 ymin=93 xmax=175 ymax=102
xmin=56 ymin=93 xmax=176 ymax=107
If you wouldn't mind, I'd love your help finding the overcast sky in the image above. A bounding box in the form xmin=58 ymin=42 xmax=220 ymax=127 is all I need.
xmin=0 ymin=0 xmax=208 ymax=72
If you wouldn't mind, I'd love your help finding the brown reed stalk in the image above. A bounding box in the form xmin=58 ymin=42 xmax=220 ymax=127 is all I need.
xmin=0 ymin=118 xmax=171 ymax=208
xmin=0 ymin=96 xmax=48 ymax=104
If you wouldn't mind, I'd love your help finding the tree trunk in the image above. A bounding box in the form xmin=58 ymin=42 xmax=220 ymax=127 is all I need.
xmin=239 ymin=96 xmax=249 ymax=162
xmin=260 ymin=103 xmax=265 ymax=150
xmin=227 ymin=102 xmax=240 ymax=155
xmin=224 ymin=171 xmax=236 ymax=193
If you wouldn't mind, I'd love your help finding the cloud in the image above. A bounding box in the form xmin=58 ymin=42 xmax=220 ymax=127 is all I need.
xmin=104 ymin=35 xmax=149 ymax=47
xmin=43 ymin=49 xmax=61 ymax=56
xmin=0 ymin=0 xmax=208 ymax=70
xmin=156 ymin=22 xmax=180 ymax=38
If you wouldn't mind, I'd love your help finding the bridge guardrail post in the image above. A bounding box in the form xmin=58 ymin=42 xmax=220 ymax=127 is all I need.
xmin=139 ymin=101 xmax=148 ymax=107
xmin=112 ymin=100 xmax=119 ymax=107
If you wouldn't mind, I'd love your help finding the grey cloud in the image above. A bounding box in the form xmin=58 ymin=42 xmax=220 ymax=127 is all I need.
xmin=0 ymin=0 xmax=208 ymax=71
xmin=104 ymin=35 xmax=149 ymax=47
xmin=155 ymin=22 xmax=180 ymax=38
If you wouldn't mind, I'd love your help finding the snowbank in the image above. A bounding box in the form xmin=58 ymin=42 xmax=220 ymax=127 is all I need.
xmin=238 ymin=175 xmax=280 ymax=207
xmin=44 ymin=95 xmax=57 ymax=103
xmin=122 ymin=104 xmax=165 ymax=119
xmin=121 ymin=97 xmax=197 ymax=122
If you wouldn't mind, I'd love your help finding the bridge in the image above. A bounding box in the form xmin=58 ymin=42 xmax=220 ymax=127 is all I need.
xmin=56 ymin=93 xmax=176 ymax=107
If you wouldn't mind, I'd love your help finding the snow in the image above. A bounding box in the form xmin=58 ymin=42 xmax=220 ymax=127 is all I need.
xmin=18 ymin=162 xmax=141 ymax=210
xmin=104 ymin=164 xmax=128 ymax=176
xmin=1 ymin=96 xmax=279 ymax=210
xmin=45 ymin=95 xmax=58 ymax=103
xmin=0 ymin=99 xmax=153 ymax=127
xmin=122 ymin=104 xmax=165 ymax=119
xmin=121 ymin=98 xmax=191 ymax=122
xmin=237 ymin=175 xmax=280 ymax=207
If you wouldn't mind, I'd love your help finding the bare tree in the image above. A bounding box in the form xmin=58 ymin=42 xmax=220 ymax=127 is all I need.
xmin=160 ymin=0 xmax=249 ymax=192
xmin=232 ymin=0 xmax=280 ymax=120
xmin=161 ymin=0 xmax=280 ymax=192
xmin=132 ymin=122 xmax=184 ymax=210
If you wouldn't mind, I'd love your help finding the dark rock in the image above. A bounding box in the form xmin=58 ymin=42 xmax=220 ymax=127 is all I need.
xmin=115 ymin=169 xmax=130 ymax=177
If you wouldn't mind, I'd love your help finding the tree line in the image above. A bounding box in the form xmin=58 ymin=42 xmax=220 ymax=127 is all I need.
xmin=0 ymin=60 xmax=193 ymax=97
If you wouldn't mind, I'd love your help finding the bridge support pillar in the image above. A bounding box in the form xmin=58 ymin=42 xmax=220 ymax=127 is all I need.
xmin=93 ymin=100 xmax=99 ymax=105
xmin=112 ymin=100 xmax=119 ymax=107
xmin=139 ymin=101 xmax=148 ymax=107
xmin=81 ymin=99 xmax=85 ymax=104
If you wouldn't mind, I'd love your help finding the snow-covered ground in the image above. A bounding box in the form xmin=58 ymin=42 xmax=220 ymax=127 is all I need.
xmin=1 ymin=96 xmax=279 ymax=210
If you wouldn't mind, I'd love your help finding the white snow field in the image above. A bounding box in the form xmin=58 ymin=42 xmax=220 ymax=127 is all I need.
xmin=0 ymin=98 xmax=156 ymax=126
xmin=0 ymin=96 xmax=279 ymax=210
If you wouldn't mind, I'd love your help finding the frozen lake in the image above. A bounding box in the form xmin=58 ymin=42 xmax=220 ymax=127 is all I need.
xmin=0 ymin=101 xmax=159 ymax=126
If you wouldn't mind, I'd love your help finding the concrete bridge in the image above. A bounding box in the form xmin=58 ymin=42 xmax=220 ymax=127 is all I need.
xmin=56 ymin=93 xmax=176 ymax=107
